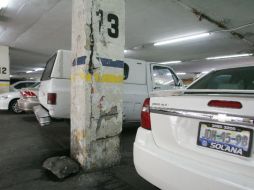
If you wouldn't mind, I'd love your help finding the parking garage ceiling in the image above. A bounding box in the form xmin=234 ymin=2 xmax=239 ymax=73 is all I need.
xmin=0 ymin=0 xmax=254 ymax=75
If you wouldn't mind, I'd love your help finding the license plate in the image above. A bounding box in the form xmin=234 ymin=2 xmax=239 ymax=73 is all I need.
xmin=197 ymin=122 xmax=253 ymax=157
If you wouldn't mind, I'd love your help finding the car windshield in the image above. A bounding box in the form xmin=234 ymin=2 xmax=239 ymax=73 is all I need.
xmin=188 ymin=66 xmax=254 ymax=90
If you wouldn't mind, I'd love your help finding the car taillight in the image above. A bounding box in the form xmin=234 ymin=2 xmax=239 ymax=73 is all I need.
xmin=208 ymin=100 xmax=242 ymax=109
xmin=141 ymin=98 xmax=151 ymax=130
xmin=47 ymin=93 xmax=57 ymax=105
xmin=21 ymin=91 xmax=37 ymax=98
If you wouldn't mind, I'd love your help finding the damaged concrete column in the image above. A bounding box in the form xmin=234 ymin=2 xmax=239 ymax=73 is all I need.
xmin=0 ymin=46 xmax=10 ymax=94
xmin=71 ymin=0 xmax=125 ymax=171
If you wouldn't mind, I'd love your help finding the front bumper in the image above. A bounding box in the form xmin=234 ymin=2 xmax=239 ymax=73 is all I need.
xmin=0 ymin=98 xmax=9 ymax=110
xmin=134 ymin=127 xmax=253 ymax=190
xmin=18 ymin=98 xmax=39 ymax=112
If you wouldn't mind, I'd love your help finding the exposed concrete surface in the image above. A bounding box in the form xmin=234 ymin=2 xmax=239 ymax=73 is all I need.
xmin=0 ymin=111 xmax=158 ymax=190
xmin=43 ymin=156 xmax=80 ymax=179
xmin=71 ymin=0 xmax=125 ymax=170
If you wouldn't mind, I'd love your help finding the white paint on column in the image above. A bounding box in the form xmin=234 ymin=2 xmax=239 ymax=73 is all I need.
xmin=71 ymin=0 xmax=125 ymax=171
xmin=0 ymin=46 xmax=10 ymax=94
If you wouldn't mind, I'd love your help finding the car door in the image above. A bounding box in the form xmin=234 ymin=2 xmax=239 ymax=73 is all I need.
xmin=151 ymin=64 xmax=181 ymax=91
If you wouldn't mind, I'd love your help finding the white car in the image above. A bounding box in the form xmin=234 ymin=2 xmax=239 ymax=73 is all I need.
xmin=10 ymin=81 xmax=39 ymax=92
xmin=0 ymin=81 xmax=39 ymax=113
xmin=134 ymin=65 xmax=254 ymax=190
xmin=34 ymin=50 xmax=182 ymax=126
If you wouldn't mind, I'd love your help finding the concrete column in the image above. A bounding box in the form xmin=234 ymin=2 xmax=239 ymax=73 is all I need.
xmin=71 ymin=0 xmax=125 ymax=171
xmin=0 ymin=46 xmax=10 ymax=94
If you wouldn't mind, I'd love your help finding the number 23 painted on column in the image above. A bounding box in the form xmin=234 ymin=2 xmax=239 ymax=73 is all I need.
xmin=96 ymin=9 xmax=119 ymax=39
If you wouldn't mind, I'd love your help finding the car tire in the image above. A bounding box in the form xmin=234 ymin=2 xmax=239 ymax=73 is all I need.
xmin=9 ymin=99 xmax=23 ymax=114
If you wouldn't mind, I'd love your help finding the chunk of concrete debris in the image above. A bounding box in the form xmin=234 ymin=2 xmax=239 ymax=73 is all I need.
xmin=43 ymin=156 xmax=80 ymax=179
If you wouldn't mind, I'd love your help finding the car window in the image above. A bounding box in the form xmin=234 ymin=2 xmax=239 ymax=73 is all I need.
xmin=14 ymin=82 xmax=36 ymax=89
xmin=41 ymin=53 xmax=57 ymax=81
xmin=123 ymin=63 xmax=129 ymax=80
xmin=152 ymin=66 xmax=178 ymax=90
xmin=14 ymin=83 xmax=27 ymax=89
xmin=30 ymin=82 xmax=40 ymax=89
xmin=188 ymin=66 xmax=254 ymax=90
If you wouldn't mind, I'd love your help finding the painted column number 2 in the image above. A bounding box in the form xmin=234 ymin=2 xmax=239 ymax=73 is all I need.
xmin=96 ymin=9 xmax=119 ymax=39
xmin=0 ymin=67 xmax=7 ymax=75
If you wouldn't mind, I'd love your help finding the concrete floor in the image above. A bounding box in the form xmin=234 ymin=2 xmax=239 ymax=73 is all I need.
xmin=0 ymin=111 xmax=158 ymax=190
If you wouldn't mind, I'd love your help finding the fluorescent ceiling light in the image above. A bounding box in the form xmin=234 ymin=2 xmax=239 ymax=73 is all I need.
xmin=154 ymin=32 xmax=211 ymax=46
xmin=160 ymin=61 xmax=182 ymax=64
xmin=0 ymin=0 xmax=9 ymax=9
xmin=206 ymin=53 xmax=253 ymax=60
xmin=124 ymin=50 xmax=128 ymax=53
xmin=26 ymin=71 xmax=33 ymax=73
xmin=176 ymin=72 xmax=186 ymax=75
xmin=34 ymin=68 xmax=44 ymax=71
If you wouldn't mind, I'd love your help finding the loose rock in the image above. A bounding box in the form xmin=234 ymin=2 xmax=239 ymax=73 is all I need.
xmin=43 ymin=156 xmax=80 ymax=179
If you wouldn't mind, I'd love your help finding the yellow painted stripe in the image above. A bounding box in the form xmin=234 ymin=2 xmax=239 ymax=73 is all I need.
xmin=0 ymin=83 xmax=10 ymax=87
xmin=71 ymin=72 xmax=123 ymax=84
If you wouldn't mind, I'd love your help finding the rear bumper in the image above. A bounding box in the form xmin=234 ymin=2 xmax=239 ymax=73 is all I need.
xmin=39 ymin=104 xmax=69 ymax=119
xmin=33 ymin=105 xmax=51 ymax=126
xmin=18 ymin=99 xmax=39 ymax=111
xmin=134 ymin=127 xmax=253 ymax=190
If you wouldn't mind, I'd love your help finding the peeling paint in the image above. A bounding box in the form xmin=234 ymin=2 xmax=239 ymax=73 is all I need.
xmin=71 ymin=0 xmax=125 ymax=171
xmin=71 ymin=128 xmax=86 ymax=164
xmin=97 ymin=105 xmax=118 ymax=133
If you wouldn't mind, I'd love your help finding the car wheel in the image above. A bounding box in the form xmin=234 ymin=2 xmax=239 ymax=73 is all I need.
xmin=9 ymin=99 xmax=23 ymax=114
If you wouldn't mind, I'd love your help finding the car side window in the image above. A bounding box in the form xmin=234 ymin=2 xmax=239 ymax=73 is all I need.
xmin=123 ymin=63 xmax=129 ymax=80
xmin=14 ymin=82 xmax=36 ymax=89
xmin=26 ymin=82 xmax=37 ymax=88
xmin=30 ymin=82 xmax=40 ymax=88
xmin=152 ymin=66 xmax=177 ymax=90
xmin=14 ymin=83 xmax=28 ymax=89
xmin=41 ymin=54 xmax=57 ymax=81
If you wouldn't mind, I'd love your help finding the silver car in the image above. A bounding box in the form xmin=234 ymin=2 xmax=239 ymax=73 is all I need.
xmin=18 ymin=83 xmax=40 ymax=112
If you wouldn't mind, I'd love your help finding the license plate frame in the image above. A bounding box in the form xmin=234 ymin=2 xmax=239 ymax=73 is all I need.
xmin=197 ymin=122 xmax=253 ymax=157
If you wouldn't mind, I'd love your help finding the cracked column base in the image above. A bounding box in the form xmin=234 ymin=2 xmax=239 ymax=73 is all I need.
xmin=81 ymin=135 xmax=121 ymax=172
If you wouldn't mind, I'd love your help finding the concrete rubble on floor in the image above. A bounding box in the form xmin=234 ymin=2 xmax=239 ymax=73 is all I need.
xmin=43 ymin=156 xmax=80 ymax=179
xmin=0 ymin=112 xmax=158 ymax=190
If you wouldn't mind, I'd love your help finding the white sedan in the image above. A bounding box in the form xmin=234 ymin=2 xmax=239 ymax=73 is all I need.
xmin=0 ymin=91 xmax=21 ymax=113
xmin=134 ymin=65 xmax=254 ymax=190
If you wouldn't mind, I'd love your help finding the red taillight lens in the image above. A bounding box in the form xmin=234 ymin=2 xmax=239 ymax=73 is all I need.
xmin=21 ymin=91 xmax=37 ymax=98
xmin=47 ymin=93 xmax=57 ymax=105
xmin=208 ymin=100 xmax=242 ymax=109
xmin=141 ymin=98 xmax=151 ymax=130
